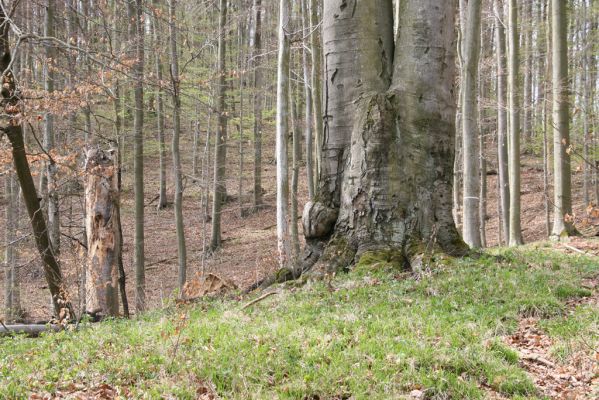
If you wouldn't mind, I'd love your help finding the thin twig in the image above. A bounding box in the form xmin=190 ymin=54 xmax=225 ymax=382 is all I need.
xmin=241 ymin=291 xmax=279 ymax=310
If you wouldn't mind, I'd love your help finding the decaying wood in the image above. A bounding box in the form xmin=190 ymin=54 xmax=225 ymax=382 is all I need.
xmin=183 ymin=273 xmax=238 ymax=299
xmin=0 ymin=324 xmax=62 ymax=337
xmin=84 ymin=149 xmax=120 ymax=317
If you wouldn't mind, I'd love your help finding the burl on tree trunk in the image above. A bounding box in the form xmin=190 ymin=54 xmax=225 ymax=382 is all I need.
xmin=301 ymin=0 xmax=468 ymax=275
xmin=85 ymin=149 xmax=120 ymax=316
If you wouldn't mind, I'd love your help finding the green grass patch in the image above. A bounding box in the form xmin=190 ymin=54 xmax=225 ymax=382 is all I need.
xmin=1 ymin=246 xmax=597 ymax=399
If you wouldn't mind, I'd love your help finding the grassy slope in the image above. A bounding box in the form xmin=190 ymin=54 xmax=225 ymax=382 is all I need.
xmin=1 ymin=246 xmax=597 ymax=399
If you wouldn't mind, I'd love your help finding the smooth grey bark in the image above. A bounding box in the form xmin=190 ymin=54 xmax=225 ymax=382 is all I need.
xmin=250 ymin=0 xmax=263 ymax=209
xmin=507 ymin=0 xmax=523 ymax=246
xmin=4 ymin=172 xmax=21 ymax=322
xmin=542 ymin=0 xmax=552 ymax=236
xmin=169 ymin=0 xmax=187 ymax=290
xmin=522 ymin=0 xmax=533 ymax=146
xmin=309 ymin=0 xmax=323 ymax=184
xmin=43 ymin=0 xmax=60 ymax=256
xmin=276 ymin=0 xmax=291 ymax=268
xmin=550 ymin=0 xmax=575 ymax=237
xmin=302 ymin=0 xmax=315 ymax=200
xmin=210 ymin=0 xmax=228 ymax=250
xmin=581 ymin=0 xmax=590 ymax=207
xmin=290 ymin=79 xmax=301 ymax=261
xmin=302 ymin=0 xmax=467 ymax=274
xmin=461 ymin=0 xmax=483 ymax=248
xmin=494 ymin=0 xmax=510 ymax=244
xmin=192 ymin=102 xmax=200 ymax=178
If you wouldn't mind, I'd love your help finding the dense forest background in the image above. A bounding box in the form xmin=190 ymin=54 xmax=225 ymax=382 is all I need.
xmin=0 ymin=1 xmax=598 ymax=399
xmin=0 ymin=0 xmax=597 ymax=320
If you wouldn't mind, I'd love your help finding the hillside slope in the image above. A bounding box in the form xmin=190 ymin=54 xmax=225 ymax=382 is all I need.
xmin=1 ymin=245 xmax=597 ymax=399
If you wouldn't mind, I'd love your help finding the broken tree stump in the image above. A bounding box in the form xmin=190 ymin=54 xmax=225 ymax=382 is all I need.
xmin=84 ymin=148 xmax=120 ymax=317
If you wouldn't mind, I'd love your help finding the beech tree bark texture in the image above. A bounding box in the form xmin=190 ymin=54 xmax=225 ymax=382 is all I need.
xmin=302 ymin=0 xmax=468 ymax=273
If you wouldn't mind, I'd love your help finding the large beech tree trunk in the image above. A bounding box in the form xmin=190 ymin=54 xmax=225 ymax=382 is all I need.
xmin=84 ymin=149 xmax=120 ymax=317
xmin=302 ymin=0 xmax=467 ymax=274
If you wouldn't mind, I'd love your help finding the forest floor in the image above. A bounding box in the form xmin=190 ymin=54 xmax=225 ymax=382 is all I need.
xmin=2 ymin=133 xmax=598 ymax=322
xmin=1 ymin=131 xmax=598 ymax=398
xmin=1 ymin=245 xmax=597 ymax=399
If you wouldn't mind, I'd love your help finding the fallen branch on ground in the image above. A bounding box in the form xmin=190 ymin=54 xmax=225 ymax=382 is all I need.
xmin=0 ymin=323 xmax=62 ymax=337
xmin=241 ymin=291 xmax=279 ymax=310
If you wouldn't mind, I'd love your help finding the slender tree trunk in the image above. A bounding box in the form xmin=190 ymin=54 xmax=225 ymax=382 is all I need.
xmin=44 ymin=0 xmax=60 ymax=256
xmin=309 ymin=0 xmax=323 ymax=184
xmin=479 ymin=64 xmax=487 ymax=248
xmin=192 ymin=102 xmax=200 ymax=178
xmin=210 ymin=0 xmax=228 ymax=250
xmin=4 ymin=172 xmax=21 ymax=322
xmin=302 ymin=0 xmax=315 ymax=200
xmin=204 ymin=102 xmax=212 ymax=220
xmin=276 ymin=0 xmax=292 ymax=268
xmin=461 ymin=0 xmax=483 ymax=248
xmin=494 ymin=0 xmax=510 ymax=245
xmin=507 ymin=0 xmax=523 ymax=245
xmin=250 ymin=0 xmax=263 ymax=209
xmin=169 ymin=0 xmax=187 ymax=291
xmin=153 ymin=1 xmax=168 ymax=210
xmin=237 ymin=21 xmax=246 ymax=218
xmin=522 ymin=0 xmax=533 ymax=148
xmin=581 ymin=0 xmax=590 ymax=207
xmin=290 ymin=77 xmax=301 ymax=261
xmin=112 ymin=81 xmax=129 ymax=318
xmin=130 ymin=0 xmax=146 ymax=311
xmin=111 ymin=1 xmax=129 ymax=317
xmin=541 ymin=0 xmax=552 ymax=236
xmin=550 ymin=0 xmax=575 ymax=238
xmin=454 ymin=0 xmax=465 ymax=230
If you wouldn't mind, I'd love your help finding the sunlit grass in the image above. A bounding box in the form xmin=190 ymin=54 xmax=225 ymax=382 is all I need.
xmin=1 ymin=246 xmax=596 ymax=399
